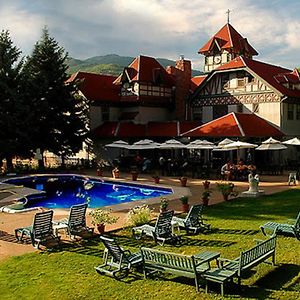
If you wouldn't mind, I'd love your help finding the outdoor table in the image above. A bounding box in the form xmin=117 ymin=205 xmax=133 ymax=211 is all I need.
xmin=53 ymin=223 xmax=69 ymax=237
xmin=194 ymin=251 xmax=220 ymax=268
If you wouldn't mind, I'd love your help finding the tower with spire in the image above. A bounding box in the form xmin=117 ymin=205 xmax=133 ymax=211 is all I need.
xmin=198 ymin=19 xmax=258 ymax=72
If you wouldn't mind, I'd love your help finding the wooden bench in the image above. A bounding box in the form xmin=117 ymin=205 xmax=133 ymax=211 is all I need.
xmin=140 ymin=247 xmax=220 ymax=291
xmin=202 ymin=235 xmax=277 ymax=296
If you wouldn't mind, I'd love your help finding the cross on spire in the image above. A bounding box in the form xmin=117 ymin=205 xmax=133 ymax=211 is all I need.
xmin=226 ymin=9 xmax=231 ymax=23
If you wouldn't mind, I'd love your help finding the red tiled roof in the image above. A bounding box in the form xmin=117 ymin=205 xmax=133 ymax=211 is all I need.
xmin=181 ymin=112 xmax=284 ymax=138
xmin=93 ymin=121 xmax=201 ymax=138
xmin=179 ymin=121 xmax=201 ymax=134
xmin=191 ymin=75 xmax=207 ymax=91
xmin=67 ymin=72 xmax=120 ymax=102
xmin=147 ymin=122 xmax=178 ymax=137
xmin=92 ymin=121 xmax=118 ymax=137
xmin=198 ymin=23 xmax=258 ymax=56
xmin=274 ymin=68 xmax=300 ymax=84
xmin=216 ymin=56 xmax=300 ymax=98
xmin=114 ymin=55 xmax=175 ymax=86
xmin=226 ymin=56 xmax=300 ymax=98
xmin=147 ymin=121 xmax=200 ymax=137
xmin=118 ymin=122 xmax=146 ymax=137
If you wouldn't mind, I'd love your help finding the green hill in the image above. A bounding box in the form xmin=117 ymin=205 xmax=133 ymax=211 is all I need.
xmin=67 ymin=54 xmax=202 ymax=76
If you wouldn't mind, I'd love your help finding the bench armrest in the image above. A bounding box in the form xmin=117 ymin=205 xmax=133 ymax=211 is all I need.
xmin=217 ymin=257 xmax=239 ymax=267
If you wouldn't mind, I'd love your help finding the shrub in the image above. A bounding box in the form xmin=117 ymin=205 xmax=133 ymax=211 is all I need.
xmin=160 ymin=197 xmax=169 ymax=210
xmin=89 ymin=209 xmax=119 ymax=225
xmin=180 ymin=196 xmax=189 ymax=204
xmin=126 ymin=204 xmax=153 ymax=226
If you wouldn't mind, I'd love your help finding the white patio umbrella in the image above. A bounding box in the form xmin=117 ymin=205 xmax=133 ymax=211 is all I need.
xmin=130 ymin=139 xmax=161 ymax=150
xmin=256 ymin=137 xmax=287 ymax=151
xmin=159 ymin=139 xmax=186 ymax=149
xmin=223 ymin=141 xmax=258 ymax=150
xmin=105 ymin=140 xmax=130 ymax=149
xmin=186 ymin=139 xmax=216 ymax=149
xmin=223 ymin=141 xmax=258 ymax=161
xmin=282 ymin=137 xmax=300 ymax=146
xmin=213 ymin=138 xmax=235 ymax=151
xmin=218 ymin=138 xmax=235 ymax=147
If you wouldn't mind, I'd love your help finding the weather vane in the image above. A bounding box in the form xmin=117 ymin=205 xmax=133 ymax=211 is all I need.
xmin=226 ymin=9 xmax=231 ymax=23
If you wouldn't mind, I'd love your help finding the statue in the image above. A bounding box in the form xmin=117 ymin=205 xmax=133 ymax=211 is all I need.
xmin=248 ymin=173 xmax=260 ymax=193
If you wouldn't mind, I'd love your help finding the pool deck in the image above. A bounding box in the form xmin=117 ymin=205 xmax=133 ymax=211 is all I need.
xmin=0 ymin=170 xmax=296 ymax=261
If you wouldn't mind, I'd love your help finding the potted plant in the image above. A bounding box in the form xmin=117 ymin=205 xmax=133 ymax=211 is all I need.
xmin=180 ymin=196 xmax=189 ymax=213
xmin=96 ymin=168 xmax=103 ymax=176
xmin=89 ymin=209 xmax=119 ymax=234
xmin=202 ymin=180 xmax=210 ymax=190
xmin=131 ymin=169 xmax=139 ymax=181
xmin=112 ymin=167 xmax=120 ymax=179
xmin=152 ymin=173 xmax=160 ymax=184
xmin=160 ymin=197 xmax=169 ymax=212
xmin=179 ymin=176 xmax=188 ymax=187
xmin=202 ymin=190 xmax=211 ymax=206
xmin=216 ymin=182 xmax=237 ymax=201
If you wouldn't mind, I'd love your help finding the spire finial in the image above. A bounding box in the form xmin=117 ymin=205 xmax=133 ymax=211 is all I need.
xmin=226 ymin=9 xmax=231 ymax=23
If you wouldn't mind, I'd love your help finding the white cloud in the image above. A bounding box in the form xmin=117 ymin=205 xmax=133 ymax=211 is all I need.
xmin=0 ymin=0 xmax=299 ymax=69
xmin=0 ymin=3 xmax=44 ymax=54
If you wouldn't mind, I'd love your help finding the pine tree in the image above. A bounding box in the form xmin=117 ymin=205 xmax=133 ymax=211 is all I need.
xmin=0 ymin=30 xmax=29 ymax=170
xmin=23 ymin=28 xmax=90 ymax=166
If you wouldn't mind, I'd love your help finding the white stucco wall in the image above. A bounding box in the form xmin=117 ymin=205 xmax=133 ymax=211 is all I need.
xmin=257 ymin=102 xmax=281 ymax=127
xmin=135 ymin=107 xmax=170 ymax=123
xmin=89 ymin=106 xmax=102 ymax=130
xmin=109 ymin=107 xmax=120 ymax=121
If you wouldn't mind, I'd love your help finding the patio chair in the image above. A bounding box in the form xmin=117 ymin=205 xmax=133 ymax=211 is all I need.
xmin=53 ymin=203 xmax=94 ymax=239
xmin=95 ymin=235 xmax=142 ymax=279
xmin=172 ymin=204 xmax=211 ymax=234
xmin=132 ymin=210 xmax=181 ymax=245
xmin=260 ymin=212 xmax=300 ymax=240
xmin=15 ymin=210 xmax=59 ymax=249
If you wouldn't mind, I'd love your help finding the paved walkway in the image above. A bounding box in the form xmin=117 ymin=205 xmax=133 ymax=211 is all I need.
xmin=0 ymin=170 xmax=295 ymax=261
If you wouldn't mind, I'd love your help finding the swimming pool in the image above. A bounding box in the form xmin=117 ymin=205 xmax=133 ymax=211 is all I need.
xmin=3 ymin=175 xmax=173 ymax=209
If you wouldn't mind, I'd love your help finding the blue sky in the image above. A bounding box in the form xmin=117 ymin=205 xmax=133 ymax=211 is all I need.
xmin=0 ymin=0 xmax=299 ymax=70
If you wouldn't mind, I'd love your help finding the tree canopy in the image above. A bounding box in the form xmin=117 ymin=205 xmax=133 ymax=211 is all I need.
xmin=0 ymin=28 xmax=90 ymax=169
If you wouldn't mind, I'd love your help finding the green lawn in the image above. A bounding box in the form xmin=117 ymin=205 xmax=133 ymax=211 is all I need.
xmin=1 ymin=189 xmax=300 ymax=300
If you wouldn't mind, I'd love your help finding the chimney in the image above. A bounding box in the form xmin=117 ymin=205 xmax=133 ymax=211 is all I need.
xmin=174 ymin=55 xmax=191 ymax=120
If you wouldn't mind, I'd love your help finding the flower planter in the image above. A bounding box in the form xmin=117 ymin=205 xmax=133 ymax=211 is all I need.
xmin=180 ymin=177 xmax=187 ymax=187
xmin=153 ymin=177 xmax=160 ymax=184
xmin=182 ymin=203 xmax=190 ymax=213
xmin=202 ymin=198 xmax=209 ymax=206
xmin=222 ymin=194 xmax=229 ymax=201
xmin=112 ymin=170 xmax=120 ymax=179
xmin=131 ymin=172 xmax=138 ymax=181
xmin=202 ymin=180 xmax=210 ymax=190
xmin=97 ymin=223 xmax=105 ymax=234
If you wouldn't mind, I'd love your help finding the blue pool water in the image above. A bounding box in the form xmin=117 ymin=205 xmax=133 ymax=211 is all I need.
xmin=3 ymin=175 xmax=172 ymax=209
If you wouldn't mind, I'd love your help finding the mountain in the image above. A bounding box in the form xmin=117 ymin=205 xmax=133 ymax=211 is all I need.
xmin=67 ymin=54 xmax=202 ymax=76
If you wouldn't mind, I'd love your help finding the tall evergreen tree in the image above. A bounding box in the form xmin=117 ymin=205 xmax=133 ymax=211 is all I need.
xmin=23 ymin=28 xmax=90 ymax=166
xmin=0 ymin=30 xmax=30 ymax=170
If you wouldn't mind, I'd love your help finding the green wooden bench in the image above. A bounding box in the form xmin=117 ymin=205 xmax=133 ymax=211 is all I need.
xmin=140 ymin=247 xmax=220 ymax=291
xmin=202 ymin=235 xmax=277 ymax=296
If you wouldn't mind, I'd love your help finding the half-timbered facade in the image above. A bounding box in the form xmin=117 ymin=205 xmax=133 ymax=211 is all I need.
xmin=191 ymin=24 xmax=300 ymax=136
